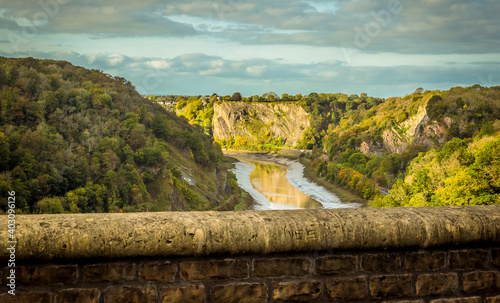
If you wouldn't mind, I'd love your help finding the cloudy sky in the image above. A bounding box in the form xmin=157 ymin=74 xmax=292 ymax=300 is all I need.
xmin=0 ymin=0 xmax=499 ymax=98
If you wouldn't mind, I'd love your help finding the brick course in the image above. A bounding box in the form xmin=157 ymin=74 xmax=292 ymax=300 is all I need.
xmin=54 ymin=288 xmax=100 ymax=303
xmin=369 ymin=274 xmax=412 ymax=299
xmin=83 ymin=263 xmax=135 ymax=282
xmin=161 ymin=285 xmax=205 ymax=303
xmin=140 ymin=261 xmax=176 ymax=282
xmin=362 ymin=253 xmax=402 ymax=272
xmin=210 ymin=283 xmax=267 ymax=303
xmin=3 ymin=246 xmax=500 ymax=303
xmin=180 ymin=259 xmax=248 ymax=281
xmin=405 ymin=251 xmax=446 ymax=271
xmin=253 ymin=257 xmax=310 ymax=277
xmin=449 ymin=249 xmax=489 ymax=270
xmin=416 ymin=273 xmax=459 ymax=296
xmin=325 ymin=275 xmax=367 ymax=301
xmin=462 ymin=271 xmax=500 ymax=293
xmin=315 ymin=255 xmax=357 ymax=274
xmin=272 ymin=281 xmax=322 ymax=301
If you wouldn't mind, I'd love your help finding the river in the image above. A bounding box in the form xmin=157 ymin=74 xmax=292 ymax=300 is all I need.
xmin=227 ymin=153 xmax=361 ymax=210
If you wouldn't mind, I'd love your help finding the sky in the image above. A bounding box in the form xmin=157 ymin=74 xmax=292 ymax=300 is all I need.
xmin=0 ymin=0 xmax=499 ymax=98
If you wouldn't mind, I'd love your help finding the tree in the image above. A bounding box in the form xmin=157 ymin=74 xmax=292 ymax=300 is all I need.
xmin=35 ymin=197 xmax=64 ymax=214
xmin=231 ymin=92 xmax=242 ymax=101
xmin=263 ymin=91 xmax=279 ymax=102
xmin=151 ymin=113 xmax=171 ymax=141
xmin=0 ymin=132 xmax=9 ymax=171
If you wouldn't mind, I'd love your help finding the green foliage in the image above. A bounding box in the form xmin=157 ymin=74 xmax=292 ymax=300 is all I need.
xmin=0 ymin=56 xmax=229 ymax=213
xmin=426 ymin=95 xmax=447 ymax=120
xmin=35 ymin=197 xmax=64 ymax=214
xmin=374 ymin=135 xmax=500 ymax=207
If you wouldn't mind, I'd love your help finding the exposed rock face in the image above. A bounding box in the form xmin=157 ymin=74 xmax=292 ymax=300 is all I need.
xmin=374 ymin=106 xmax=448 ymax=155
xmin=213 ymin=102 xmax=310 ymax=146
xmin=359 ymin=141 xmax=384 ymax=156
xmin=382 ymin=129 xmax=408 ymax=154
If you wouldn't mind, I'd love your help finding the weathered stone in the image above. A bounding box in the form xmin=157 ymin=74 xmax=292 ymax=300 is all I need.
xmin=493 ymin=248 xmax=500 ymax=267
xmin=180 ymin=259 xmax=248 ymax=281
xmin=161 ymin=285 xmax=205 ymax=303
xmin=2 ymin=206 xmax=500 ymax=261
xmin=83 ymin=262 xmax=135 ymax=282
xmin=210 ymin=283 xmax=267 ymax=303
xmin=382 ymin=301 xmax=424 ymax=303
xmin=405 ymin=251 xmax=446 ymax=271
xmin=213 ymin=102 xmax=310 ymax=147
xmin=253 ymin=258 xmax=310 ymax=277
xmin=361 ymin=253 xmax=401 ymax=272
xmin=17 ymin=265 xmax=77 ymax=285
xmin=315 ymin=255 xmax=357 ymax=274
xmin=416 ymin=273 xmax=458 ymax=295
xmin=273 ymin=281 xmax=322 ymax=301
xmin=370 ymin=274 xmax=412 ymax=299
xmin=0 ymin=292 xmax=51 ymax=303
xmin=326 ymin=275 xmax=367 ymax=301
xmin=485 ymin=295 xmax=500 ymax=303
xmin=55 ymin=288 xmax=100 ymax=303
xmin=462 ymin=271 xmax=500 ymax=293
xmin=103 ymin=286 xmax=156 ymax=303
xmin=430 ymin=298 xmax=481 ymax=303
xmin=449 ymin=249 xmax=489 ymax=270
xmin=140 ymin=261 xmax=176 ymax=282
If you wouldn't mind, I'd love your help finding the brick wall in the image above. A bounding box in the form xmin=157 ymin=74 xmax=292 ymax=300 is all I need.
xmin=1 ymin=206 xmax=500 ymax=302
xmin=1 ymin=247 xmax=499 ymax=302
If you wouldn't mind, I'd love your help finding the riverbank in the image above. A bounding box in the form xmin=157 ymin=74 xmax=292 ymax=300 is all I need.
xmin=224 ymin=152 xmax=362 ymax=209
xmin=221 ymin=156 xmax=256 ymax=210
xmin=299 ymin=158 xmax=369 ymax=206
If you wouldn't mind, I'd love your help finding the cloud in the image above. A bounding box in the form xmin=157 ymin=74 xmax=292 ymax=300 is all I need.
xmin=2 ymin=49 xmax=497 ymax=98
xmin=1 ymin=0 xmax=499 ymax=54
xmin=0 ymin=0 xmax=196 ymax=37
xmin=161 ymin=0 xmax=500 ymax=54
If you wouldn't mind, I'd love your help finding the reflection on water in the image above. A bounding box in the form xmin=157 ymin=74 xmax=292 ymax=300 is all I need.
xmin=236 ymin=157 xmax=323 ymax=209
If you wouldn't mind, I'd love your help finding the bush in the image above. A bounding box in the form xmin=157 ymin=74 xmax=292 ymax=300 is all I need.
xmin=35 ymin=197 xmax=64 ymax=214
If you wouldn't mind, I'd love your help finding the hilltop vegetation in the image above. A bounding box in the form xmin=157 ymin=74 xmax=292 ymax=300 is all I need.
xmin=165 ymin=86 xmax=500 ymax=206
xmin=0 ymin=57 xmax=243 ymax=214
xmin=302 ymin=86 xmax=500 ymax=205
xmin=372 ymin=135 xmax=500 ymax=206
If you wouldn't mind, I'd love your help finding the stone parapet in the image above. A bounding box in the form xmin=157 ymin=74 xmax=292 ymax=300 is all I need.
xmin=1 ymin=206 xmax=499 ymax=261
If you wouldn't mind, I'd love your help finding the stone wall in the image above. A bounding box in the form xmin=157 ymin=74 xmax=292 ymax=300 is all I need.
xmin=1 ymin=206 xmax=500 ymax=302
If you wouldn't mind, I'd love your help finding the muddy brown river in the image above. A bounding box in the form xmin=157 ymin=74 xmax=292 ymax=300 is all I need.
xmin=228 ymin=153 xmax=361 ymax=210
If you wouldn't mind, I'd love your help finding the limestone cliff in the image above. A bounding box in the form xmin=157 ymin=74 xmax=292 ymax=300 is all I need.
xmin=213 ymin=102 xmax=310 ymax=146
xmin=367 ymin=106 xmax=448 ymax=155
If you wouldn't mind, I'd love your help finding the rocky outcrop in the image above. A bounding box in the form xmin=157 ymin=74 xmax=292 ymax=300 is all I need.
xmin=382 ymin=129 xmax=407 ymax=154
xmin=359 ymin=141 xmax=384 ymax=156
xmin=375 ymin=106 xmax=448 ymax=155
xmin=213 ymin=102 xmax=310 ymax=146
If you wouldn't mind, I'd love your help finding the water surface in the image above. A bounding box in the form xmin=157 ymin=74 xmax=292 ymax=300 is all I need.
xmin=230 ymin=154 xmax=360 ymax=210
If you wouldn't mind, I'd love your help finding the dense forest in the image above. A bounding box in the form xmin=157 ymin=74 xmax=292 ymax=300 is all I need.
xmin=0 ymin=57 xmax=243 ymax=214
xmin=169 ymin=86 xmax=500 ymax=206
xmin=303 ymin=87 xmax=500 ymax=205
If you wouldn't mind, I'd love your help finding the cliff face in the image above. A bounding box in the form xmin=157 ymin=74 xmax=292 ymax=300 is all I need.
xmin=376 ymin=106 xmax=447 ymax=154
xmin=213 ymin=102 xmax=310 ymax=146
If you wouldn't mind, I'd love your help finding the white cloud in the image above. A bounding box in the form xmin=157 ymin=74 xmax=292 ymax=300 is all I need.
xmin=246 ymin=65 xmax=266 ymax=77
xmin=108 ymin=54 xmax=124 ymax=66
xmin=146 ymin=60 xmax=172 ymax=69
xmin=319 ymin=71 xmax=339 ymax=78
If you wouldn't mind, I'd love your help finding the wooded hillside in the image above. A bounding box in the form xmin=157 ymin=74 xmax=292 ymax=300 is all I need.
xmin=0 ymin=57 xmax=242 ymax=214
